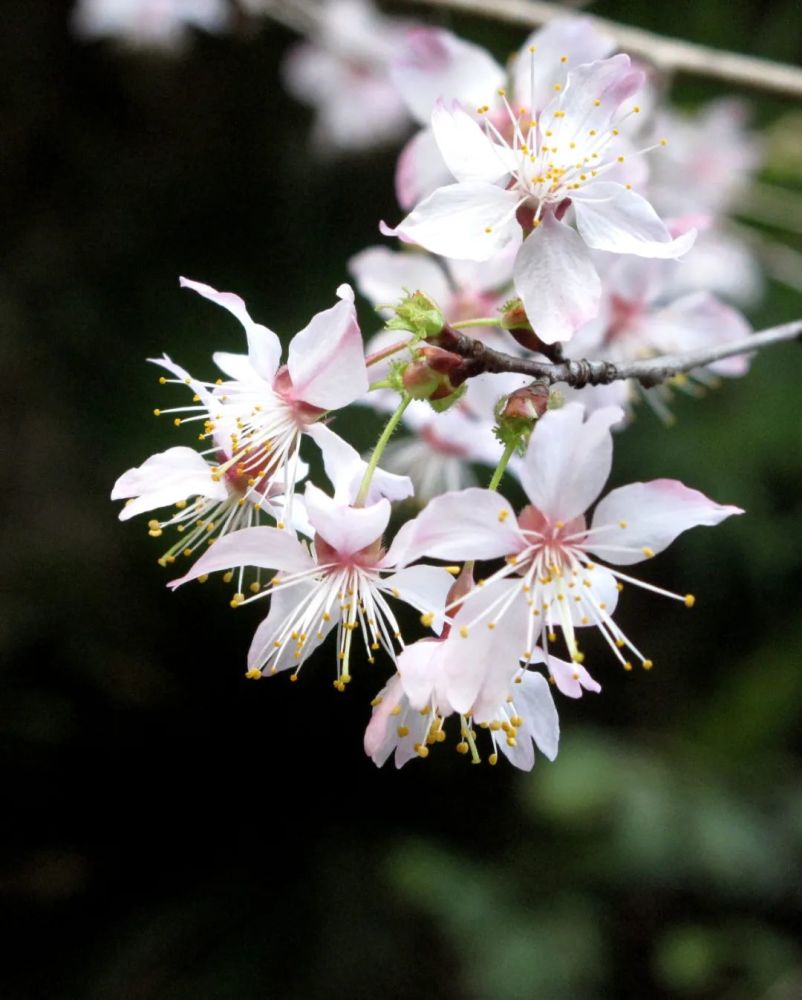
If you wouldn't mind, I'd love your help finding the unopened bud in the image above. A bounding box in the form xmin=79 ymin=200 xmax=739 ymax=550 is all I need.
xmin=402 ymin=346 xmax=466 ymax=400
xmin=501 ymin=383 xmax=550 ymax=421
xmin=387 ymin=290 xmax=445 ymax=339
xmin=500 ymin=298 xmax=563 ymax=358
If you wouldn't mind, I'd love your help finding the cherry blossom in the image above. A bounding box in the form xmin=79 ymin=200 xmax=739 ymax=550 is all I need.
xmin=71 ymin=0 xmax=229 ymax=50
xmin=382 ymin=54 xmax=697 ymax=343
xmin=387 ymin=403 xmax=742 ymax=672
xmin=391 ymin=18 xmax=615 ymax=209
xmin=279 ymin=0 xmax=413 ymax=153
xmin=169 ymin=483 xmax=454 ymax=687
xmin=150 ymin=278 xmax=370 ymax=520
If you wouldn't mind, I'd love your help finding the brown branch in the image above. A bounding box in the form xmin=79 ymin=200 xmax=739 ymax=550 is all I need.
xmin=400 ymin=0 xmax=802 ymax=100
xmin=434 ymin=319 xmax=802 ymax=389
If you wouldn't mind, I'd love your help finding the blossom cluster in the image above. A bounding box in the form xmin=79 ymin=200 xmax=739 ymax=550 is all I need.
xmin=113 ymin=7 xmax=758 ymax=772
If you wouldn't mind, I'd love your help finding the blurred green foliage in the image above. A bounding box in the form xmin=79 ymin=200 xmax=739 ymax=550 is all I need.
xmin=1 ymin=1 xmax=801 ymax=998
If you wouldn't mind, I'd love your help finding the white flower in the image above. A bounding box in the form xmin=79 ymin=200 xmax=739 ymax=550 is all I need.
xmin=71 ymin=0 xmax=229 ymax=50
xmin=169 ymin=484 xmax=453 ymax=686
xmin=383 ymin=54 xmax=696 ymax=344
xmin=388 ymin=403 xmax=742 ymax=673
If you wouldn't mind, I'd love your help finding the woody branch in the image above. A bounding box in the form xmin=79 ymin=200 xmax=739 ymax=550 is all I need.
xmin=434 ymin=318 xmax=802 ymax=389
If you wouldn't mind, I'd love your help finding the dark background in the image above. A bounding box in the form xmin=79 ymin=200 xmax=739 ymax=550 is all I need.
xmin=2 ymin=1 xmax=802 ymax=997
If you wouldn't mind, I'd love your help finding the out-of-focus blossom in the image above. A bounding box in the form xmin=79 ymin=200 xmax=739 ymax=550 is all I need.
xmin=170 ymin=483 xmax=453 ymax=684
xmin=392 ymin=18 xmax=615 ymax=209
xmin=71 ymin=0 xmax=230 ymax=49
xmin=388 ymin=404 xmax=742 ymax=675
xmin=280 ymin=0 xmax=413 ymax=153
xmin=383 ymin=55 xmax=696 ymax=344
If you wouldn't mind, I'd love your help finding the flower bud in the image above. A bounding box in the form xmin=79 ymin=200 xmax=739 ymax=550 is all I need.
xmin=401 ymin=346 xmax=465 ymax=400
xmin=387 ymin=290 xmax=445 ymax=339
xmin=500 ymin=299 xmax=563 ymax=357
xmin=501 ymin=383 xmax=550 ymax=422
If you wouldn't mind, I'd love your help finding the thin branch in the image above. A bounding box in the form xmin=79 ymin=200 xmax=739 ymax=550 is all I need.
xmin=400 ymin=0 xmax=802 ymax=100
xmin=435 ymin=319 xmax=802 ymax=388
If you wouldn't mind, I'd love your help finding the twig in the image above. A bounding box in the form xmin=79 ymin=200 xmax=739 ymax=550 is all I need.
xmin=400 ymin=0 xmax=802 ymax=100
xmin=435 ymin=319 xmax=802 ymax=388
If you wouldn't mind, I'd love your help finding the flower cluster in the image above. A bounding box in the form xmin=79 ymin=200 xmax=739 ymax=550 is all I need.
xmin=113 ymin=10 xmax=761 ymax=773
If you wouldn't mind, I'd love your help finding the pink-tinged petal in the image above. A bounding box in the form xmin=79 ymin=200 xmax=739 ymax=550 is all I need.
xmin=396 ymin=638 xmax=442 ymax=709
xmin=445 ymin=240 xmax=517 ymax=296
xmin=444 ymin=581 xmax=527 ymax=715
xmin=212 ymin=351 xmax=266 ymax=384
xmin=306 ymin=422 xmax=413 ymax=505
xmin=381 ymin=182 xmax=522 ymax=262
xmin=572 ymin=183 xmax=697 ymax=259
xmin=647 ymin=292 xmax=753 ymax=377
xmin=395 ymin=127 xmax=452 ymax=210
xmin=149 ymin=354 xmax=216 ymax=409
xmin=513 ymin=671 xmax=560 ymax=760
xmin=431 ymin=99 xmax=512 ymax=185
xmin=168 ymin=526 xmax=314 ymax=589
xmin=512 ymin=18 xmax=616 ymax=110
xmin=519 ymin=403 xmax=624 ymax=521
xmin=589 ymin=479 xmax=744 ymax=566
xmin=349 ymin=245 xmax=451 ymax=313
xmin=391 ymin=27 xmax=506 ymax=125
xmin=513 ymin=214 xmax=601 ymax=345
xmin=112 ymin=447 xmax=227 ymax=520
xmin=529 ymin=648 xmax=601 ymax=699
xmin=384 ymin=488 xmax=523 ymax=567
xmin=546 ymin=55 xmax=643 ymax=141
xmin=179 ymin=277 xmax=282 ymax=380
xmin=286 ymin=292 xmax=368 ymax=410
xmin=305 ymin=483 xmax=390 ymax=556
xmin=381 ymin=565 xmax=454 ymax=635
xmin=364 ymin=674 xmax=406 ymax=764
xmin=247 ymin=581 xmax=337 ymax=676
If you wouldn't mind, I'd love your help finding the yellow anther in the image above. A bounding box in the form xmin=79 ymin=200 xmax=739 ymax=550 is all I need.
xmin=173 ymin=418 xmax=182 ymax=427
xmin=506 ymin=737 xmax=517 ymax=748
xmin=594 ymin=98 xmax=601 ymax=106
xmin=148 ymin=528 xmax=163 ymax=538
xmin=249 ymin=582 xmax=261 ymax=594
xmin=445 ymin=565 xmax=461 ymax=575
xmin=370 ymin=696 xmax=383 ymax=707
xmin=553 ymin=83 xmax=562 ymax=91
xmin=420 ymin=612 xmax=434 ymax=627
xmin=497 ymin=88 xmax=506 ymax=96
xmin=555 ymin=520 xmax=565 ymax=529
xmin=459 ymin=625 xmax=469 ymax=638
xmin=624 ymin=661 xmax=633 ymax=671
xmin=642 ymin=547 xmax=654 ymax=558
xmin=547 ymin=631 xmax=557 ymax=642
xmin=560 ymin=54 xmax=568 ymax=62
xmin=684 ymin=594 xmax=696 ymax=608
xmin=415 ymin=744 xmax=429 ymax=758
xmin=397 ymin=725 xmax=409 ymax=738
xmin=660 ymin=137 xmax=668 ymax=146
xmin=589 ymin=129 xmax=597 ymax=137
xmin=158 ymin=376 xmax=167 ymax=384
xmin=153 ymin=408 xmax=161 ymax=416
xmin=487 ymin=622 xmax=496 ymax=630
xmin=197 ymin=574 xmax=208 ymax=584
xmin=488 ymin=753 xmax=498 ymax=766
xmin=642 ymin=659 xmax=654 ymax=670
xmin=245 ymin=669 xmax=261 ymax=680
xmin=222 ymin=571 xmax=233 ymax=584
xmin=484 ymin=226 xmax=493 ymax=233
xmin=456 ymin=741 xmax=469 ymax=755
xmin=633 ymin=105 xmax=641 ymax=113
xmin=290 ymin=673 xmax=299 ymax=682
xmin=498 ymin=509 xmax=509 ymax=523
xmin=617 ymin=155 xmax=625 ymax=163
xmin=619 ymin=520 xmax=628 ymax=529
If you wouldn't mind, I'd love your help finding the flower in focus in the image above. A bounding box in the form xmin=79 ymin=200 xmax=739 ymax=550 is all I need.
xmin=279 ymin=0 xmax=413 ymax=153
xmin=71 ymin=0 xmax=230 ymax=50
xmin=391 ymin=18 xmax=615 ymax=209
xmin=149 ymin=278 xmax=370 ymax=521
xmin=169 ymin=483 xmax=454 ymax=687
xmin=383 ymin=54 xmax=696 ymax=344
xmin=389 ymin=403 xmax=742 ymax=672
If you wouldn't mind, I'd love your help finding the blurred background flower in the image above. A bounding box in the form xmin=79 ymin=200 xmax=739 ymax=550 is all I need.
xmin=2 ymin=1 xmax=801 ymax=997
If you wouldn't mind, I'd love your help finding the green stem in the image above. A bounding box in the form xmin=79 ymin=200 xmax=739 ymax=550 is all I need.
xmin=355 ymin=394 xmax=412 ymax=506
xmin=450 ymin=318 xmax=501 ymax=330
xmin=487 ymin=438 xmax=517 ymax=492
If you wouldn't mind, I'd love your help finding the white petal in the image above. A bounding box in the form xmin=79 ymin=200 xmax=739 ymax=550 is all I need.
xmin=647 ymin=292 xmax=752 ymax=376
xmin=168 ymin=526 xmax=314 ymax=588
xmin=247 ymin=580 xmax=337 ymax=675
xmin=529 ymin=648 xmax=601 ymax=699
xmin=515 ymin=671 xmax=560 ymax=760
xmin=396 ymin=638 xmax=443 ymax=710
xmin=212 ymin=351 xmax=266 ymax=383
xmin=306 ymin=422 xmax=414 ymax=505
xmin=431 ymin=100 xmax=512 ymax=185
xmin=112 ymin=447 xmax=227 ymax=520
xmin=381 ymin=565 xmax=454 ymax=634
xmin=588 ymin=479 xmax=743 ymax=565
xmin=179 ymin=277 xmax=282 ymax=380
xmin=305 ymin=483 xmax=390 ymax=556
xmin=348 ymin=245 xmax=450 ymax=313
xmin=391 ymin=27 xmax=506 ymax=125
xmin=381 ymin=182 xmax=522 ymax=262
xmin=513 ymin=214 xmax=601 ymax=345
xmin=544 ymin=55 xmax=643 ymax=147
xmin=286 ymin=295 xmax=368 ymax=410
xmin=519 ymin=403 xmax=624 ymax=521
xmin=395 ymin=127 xmax=452 ymax=211
xmin=384 ymin=488 xmax=522 ymax=567
xmin=573 ymin=183 xmax=697 ymax=259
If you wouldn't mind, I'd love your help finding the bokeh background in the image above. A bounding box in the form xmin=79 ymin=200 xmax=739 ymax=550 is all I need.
xmin=3 ymin=2 xmax=802 ymax=997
